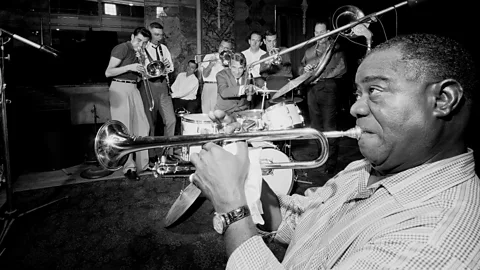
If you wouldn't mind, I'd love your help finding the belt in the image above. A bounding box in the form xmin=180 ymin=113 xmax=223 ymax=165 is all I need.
xmin=204 ymin=81 xmax=216 ymax=84
xmin=113 ymin=78 xmax=137 ymax=84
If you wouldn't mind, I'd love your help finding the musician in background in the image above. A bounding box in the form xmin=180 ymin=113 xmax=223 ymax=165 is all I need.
xmin=242 ymin=31 xmax=266 ymax=88
xmin=105 ymin=27 xmax=151 ymax=181
xmin=215 ymin=52 xmax=256 ymax=114
xmin=301 ymin=20 xmax=347 ymax=175
xmin=201 ymin=39 xmax=234 ymax=114
xmin=140 ymin=22 xmax=176 ymax=162
xmin=259 ymin=29 xmax=293 ymax=107
xmin=171 ymin=60 xmax=199 ymax=113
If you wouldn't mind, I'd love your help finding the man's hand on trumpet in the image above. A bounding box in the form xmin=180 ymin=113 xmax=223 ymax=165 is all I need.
xmin=189 ymin=141 xmax=250 ymax=213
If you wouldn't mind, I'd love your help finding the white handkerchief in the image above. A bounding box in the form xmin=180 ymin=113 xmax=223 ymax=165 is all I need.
xmin=223 ymin=143 xmax=264 ymax=225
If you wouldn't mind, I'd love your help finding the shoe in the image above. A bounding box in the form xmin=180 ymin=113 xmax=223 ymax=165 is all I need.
xmin=149 ymin=156 xmax=159 ymax=164
xmin=124 ymin=169 xmax=140 ymax=181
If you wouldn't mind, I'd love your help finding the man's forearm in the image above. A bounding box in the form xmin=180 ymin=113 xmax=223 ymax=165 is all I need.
xmin=203 ymin=66 xmax=213 ymax=77
xmin=106 ymin=66 xmax=130 ymax=78
xmin=224 ymin=216 xmax=258 ymax=257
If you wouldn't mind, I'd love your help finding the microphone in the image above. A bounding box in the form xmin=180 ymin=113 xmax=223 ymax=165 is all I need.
xmin=0 ymin=28 xmax=60 ymax=58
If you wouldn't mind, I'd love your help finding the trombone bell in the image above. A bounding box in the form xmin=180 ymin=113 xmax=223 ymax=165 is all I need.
xmin=332 ymin=5 xmax=367 ymax=38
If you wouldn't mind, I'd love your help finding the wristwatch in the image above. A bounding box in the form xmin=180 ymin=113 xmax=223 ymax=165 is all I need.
xmin=213 ymin=205 xmax=251 ymax=235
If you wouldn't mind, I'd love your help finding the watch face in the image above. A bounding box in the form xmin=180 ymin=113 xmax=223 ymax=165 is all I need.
xmin=213 ymin=215 xmax=225 ymax=234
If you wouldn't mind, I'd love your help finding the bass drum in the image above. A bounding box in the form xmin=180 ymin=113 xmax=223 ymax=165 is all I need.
xmin=260 ymin=148 xmax=294 ymax=196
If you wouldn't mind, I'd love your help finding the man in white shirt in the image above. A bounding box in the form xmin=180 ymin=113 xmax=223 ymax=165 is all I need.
xmin=171 ymin=60 xmax=199 ymax=113
xmin=201 ymin=39 xmax=233 ymax=114
xmin=139 ymin=22 xmax=176 ymax=161
xmin=241 ymin=31 xmax=266 ymax=87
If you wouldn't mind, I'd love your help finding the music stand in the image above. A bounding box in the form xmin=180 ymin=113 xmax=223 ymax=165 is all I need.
xmin=0 ymin=31 xmax=68 ymax=256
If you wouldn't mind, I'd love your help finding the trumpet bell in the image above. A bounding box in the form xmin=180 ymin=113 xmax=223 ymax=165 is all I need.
xmin=332 ymin=5 xmax=366 ymax=37
xmin=146 ymin=60 xmax=165 ymax=77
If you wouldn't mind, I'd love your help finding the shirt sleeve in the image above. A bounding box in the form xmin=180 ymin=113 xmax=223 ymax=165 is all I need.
xmin=111 ymin=43 xmax=127 ymax=60
xmin=226 ymin=236 xmax=285 ymax=270
xmin=332 ymin=237 xmax=468 ymax=269
xmin=161 ymin=45 xmax=174 ymax=73
xmin=201 ymin=54 xmax=215 ymax=69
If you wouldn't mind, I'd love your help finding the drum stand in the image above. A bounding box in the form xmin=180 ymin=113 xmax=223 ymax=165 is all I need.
xmin=0 ymin=35 xmax=68 ymax=256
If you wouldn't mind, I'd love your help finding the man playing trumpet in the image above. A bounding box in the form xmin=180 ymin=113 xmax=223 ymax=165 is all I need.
xmin=190 ymin=33 xmax=480 ymax=269
xmin=200 ymin=39 xmax=234 ymax=114
xmin=259 ymin=30 xmax=293 ymax=95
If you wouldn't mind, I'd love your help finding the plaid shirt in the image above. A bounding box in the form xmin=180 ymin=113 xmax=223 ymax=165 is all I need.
xmin=227 ymin=150 xmax=480 ymax=269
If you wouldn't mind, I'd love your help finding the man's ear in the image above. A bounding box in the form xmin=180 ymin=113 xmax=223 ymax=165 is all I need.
xmin=432 ymin=79 xmax=464 ymax=117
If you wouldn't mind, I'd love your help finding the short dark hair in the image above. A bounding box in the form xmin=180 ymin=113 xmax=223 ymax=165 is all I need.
xmin=149 ymin=22 xmax=164 ymax=30
xmin=369 ymin=33 xmax=478 ymax=105
xmin=247 ymin=30 xmax=262 ymax=40
xmin=231 ymin=52 xmax=247 ymax=67
xmin=221 ymin=38 xmax=234 ymax=47
xmin=133 ymin=27 xmax=151 ymax=39
xmin=264 ymin=29 xmax=277 ymax=38
xmin=188 ymin=59 xmax=198 ymax=69
xmin=315 ymin=19 xmax=331 ymax=31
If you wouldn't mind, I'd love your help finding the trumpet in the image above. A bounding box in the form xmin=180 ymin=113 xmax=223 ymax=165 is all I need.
xmin=268 ymin=47 xmax=282 ymax=66
xmin=94 ymin=120 xmax=362 ymax=176
xmin=196 ymin=50 xmax=234 ymax=67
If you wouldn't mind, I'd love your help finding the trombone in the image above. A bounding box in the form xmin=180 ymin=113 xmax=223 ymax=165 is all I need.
xmin=135 ymin=45 xmax=155 ymax=111
xmin=249 ymin=0 xmax=421 ymax=68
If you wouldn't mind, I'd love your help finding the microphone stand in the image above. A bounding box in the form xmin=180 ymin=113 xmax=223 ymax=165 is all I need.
xmin=0 ymin=33 xmax=67 ymax=256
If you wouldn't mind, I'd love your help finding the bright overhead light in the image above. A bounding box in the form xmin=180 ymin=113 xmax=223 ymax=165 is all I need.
xmin=56 ymin=28 xmax=60 ymax=31
xmin=129 ymin=3 xmax=133 ymax=6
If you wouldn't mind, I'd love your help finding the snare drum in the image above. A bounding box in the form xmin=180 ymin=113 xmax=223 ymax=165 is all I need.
xmin=262 ymin=102 xmax=304 ymax=130
xmin=181 ymin=113 xmax=217 ymax=135
xmin=261 ymin=148 xmax=294 ymax=195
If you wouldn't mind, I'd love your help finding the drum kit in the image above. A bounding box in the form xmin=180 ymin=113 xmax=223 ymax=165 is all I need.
xmin=179 ymin=87 xmax=306 ymax=197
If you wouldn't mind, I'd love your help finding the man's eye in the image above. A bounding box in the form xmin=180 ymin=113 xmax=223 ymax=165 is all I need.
xmin=369 ymin=87 xmax=381 ymax=94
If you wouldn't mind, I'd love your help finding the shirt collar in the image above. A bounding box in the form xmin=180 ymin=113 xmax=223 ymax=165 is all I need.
xmin=353 ymin=149 xmax=476 ymax=206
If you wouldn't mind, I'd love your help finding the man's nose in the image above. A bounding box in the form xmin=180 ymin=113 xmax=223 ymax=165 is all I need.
xmin=350 ymin=97 xmax=369 ymax=118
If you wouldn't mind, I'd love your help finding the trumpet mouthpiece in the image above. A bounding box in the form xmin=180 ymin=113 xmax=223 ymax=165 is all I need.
xmin=323 ymin=126 xmax=362 ymax=140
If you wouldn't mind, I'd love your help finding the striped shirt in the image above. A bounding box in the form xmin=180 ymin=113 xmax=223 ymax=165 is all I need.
xmin=227 ymin=150 xmax=480 ymax=269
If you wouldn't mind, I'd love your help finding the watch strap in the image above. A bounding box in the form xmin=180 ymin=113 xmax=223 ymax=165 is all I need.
xmin=223 ymin=205 xmax=251 ymax=226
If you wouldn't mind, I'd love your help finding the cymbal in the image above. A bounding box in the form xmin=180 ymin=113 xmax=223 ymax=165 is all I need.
xmin=270 ymin=96 xmax=304 ymax=104
xmin=271 ymin=71 xmax=313 ymax=100
xmin=256 ymin=89 xmax=278 ymax=93
xmin=164 ymin=183 xmax=202 ymax=227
